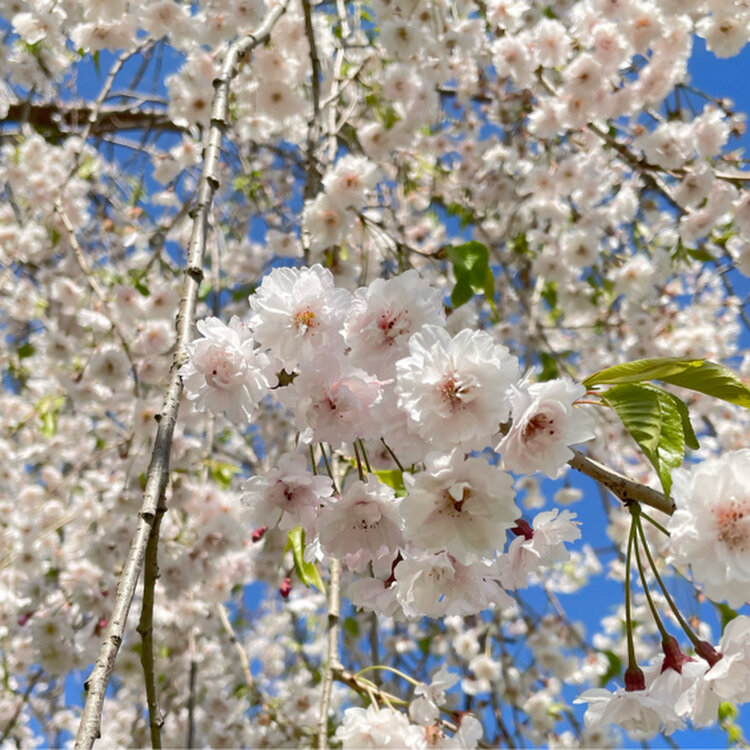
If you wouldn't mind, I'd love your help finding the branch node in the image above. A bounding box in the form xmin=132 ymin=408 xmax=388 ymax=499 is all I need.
xmin=186 ymin=266 xmax=204 ymax=282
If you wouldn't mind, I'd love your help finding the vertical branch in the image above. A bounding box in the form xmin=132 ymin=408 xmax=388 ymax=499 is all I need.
xmin=186 ymin=630 xmax=198 ymax=749
xmin=301 ymin=0 xmax=323 ymax=200
xmin=73 ymin=5 xmax=287 ymax=748
xmin=317 ymin=557 xmax=341 ymax=750
xmin=135 ymin=490 xmax=167 ymax=749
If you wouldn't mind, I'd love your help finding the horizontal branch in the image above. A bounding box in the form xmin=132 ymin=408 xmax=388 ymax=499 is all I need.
xmin=568 ymin=449 xmax=675 ymax=516
xmin=2 ymin=101 xmax=185 ymax=138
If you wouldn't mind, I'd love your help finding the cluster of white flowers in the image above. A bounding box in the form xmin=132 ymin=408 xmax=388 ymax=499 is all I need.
xmin=5 ymin=0 xmax=750 ymax=744
xmin=181 ymin=264 xmax=595 ymax=619
xmin=577 ymin=616 xmax=750 ymax=740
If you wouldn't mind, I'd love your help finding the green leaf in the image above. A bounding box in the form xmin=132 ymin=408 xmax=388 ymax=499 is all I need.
xmin=684 ymin=246 xmax=716 ymax=263
xmin=583 ymin=357 xmax=705 ymax=388
xmin=717 ymin=603 xmax=738 ymax=631
xmin=446 ymin=241 xmax=488 ymax=279
xmin=418 ymin=636 xmax=432 ymax=654
xmin=719 ymin=702 xmax=738 ymax=722
xmin=601 ymin=383 xmax=688 ymax=497
xmin=343 ymin=617 xmax=359 ymax=638
xmin=374 ymin=469 xmax=406 ymax=496
xmin=538 ymin=352 xmax=559 ymax=382
xmin=598 ymin=650 xmax=622 ymax=687
xmin=38 ymin=395 xmax=65 ymax=438
xmin=659 ymin=360 xmax=750 ymax=409
xmin=446 ymin=241 xmax=496 ymax=313
xmin=450 ymin=276 xmax=474 ymax=308
xmin=584 ymin=358 xmax=750 ymax=410
xmin=285 ymin=527 xmax=326 ymax=594
xmin=661 ymin=389 xmax=699 ymax=450
xmin=17 ymin=342 xmax=35 ymax=359
xmin=206 ymin=460 xmax=241 ymax=490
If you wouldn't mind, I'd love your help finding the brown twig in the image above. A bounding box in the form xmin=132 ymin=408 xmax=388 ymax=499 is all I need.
xmin=568 ymin=449 xmax=675 ymax=516
xmin=73 ymin=5 xmax=288 ymax=747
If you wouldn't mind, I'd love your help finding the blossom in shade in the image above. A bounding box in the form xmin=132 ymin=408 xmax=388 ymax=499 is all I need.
xmin=394 ymin=550 xmax=513 ymax=619
xmin=409 ymin=666 xmax=459 ymax=726
xmin=344 ymin=270 xmax=445 ymax=378
xmin=285 ymin=354 xmax=383 ymax=445
xmin=497 ymin=378 xmax=595 ymax=478
xmin=574 ymin=686 xmax=681 ymax=740
xmin=302 ymin=193 xmax=355 ymax=253
xmin=395 ymin=326 xmax=519 ymax=452
xmin=180 ymin=316 xmax=275 ymax=423
xmin=496 ymin=509 xmax=581 ymax=589
xmin=333 ymin=705 xmax=425 ymax=749
xmin=321 ymin=155 xmax=379 ymax=210
xmin=667 ymin=450 xmax=750 ymax=607
xmin=317 ymin=480 xmax=403 ymax=577
xmin=241 ymin=452 xmax=334 ymax=533
xmin=248 ymin=265 xmax=350 ymax=370
xmin=88 ymin=344 xmax=131 ymax=387
xmin=401 ymin=449 xmax=518 ymax=564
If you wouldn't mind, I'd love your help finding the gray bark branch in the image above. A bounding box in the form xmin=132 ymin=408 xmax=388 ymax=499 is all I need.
xmin=73 ymin=5 xmax=287 ymax=747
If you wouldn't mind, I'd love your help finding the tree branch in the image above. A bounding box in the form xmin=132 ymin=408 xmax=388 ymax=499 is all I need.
xmin=2 ymin=101 xmax=185 ymax=139
xmin=73 ymin=5 xmax=288 ymax=748
xmin=135 ymin=488 xmax=167 ymax=749
xmin=317 ymin=557 xmax=341 ymax=750
xmin=568 ymin=449 xmax=675 ymax=516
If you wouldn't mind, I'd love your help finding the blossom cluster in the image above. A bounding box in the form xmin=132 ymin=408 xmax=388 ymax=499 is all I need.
xmin=181 ymin=264 xmax=594 ymax=619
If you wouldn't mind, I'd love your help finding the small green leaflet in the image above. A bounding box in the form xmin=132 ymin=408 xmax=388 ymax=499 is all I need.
xmin=285 ymin=527 xmax=326 ymax=594
xmin=445 ymin=241 xmax=497 ymax=318
xmin=373 ymin=469 xmax=407 ymax=496
xmin=584 ymin=357 xmax=750 ymax=409
xmin=38 ymin=395 xmax=66 ymax=438
xmin=205 ymin=460 xmax=241 ymax=490
xmin=586 ymin=357 xmax=750 ymax=494
xmin=601 ymin=383 xmax=695 ymax=497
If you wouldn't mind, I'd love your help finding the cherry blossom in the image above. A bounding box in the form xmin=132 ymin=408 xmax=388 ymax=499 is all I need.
xmin=498 ymin=378 xmax=595 ymax=478
xmin=395 ymin=326 xmax=519 ymax=452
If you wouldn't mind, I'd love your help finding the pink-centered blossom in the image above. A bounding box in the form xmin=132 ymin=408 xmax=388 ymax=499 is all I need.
xmin=241 ymin=452 xmax=334 ymax=533
xmin=344 ymin=270 xmax=445 ymax=378
xmin=395 ymin=326 xmax=519 ymax=452
xmin=180 ymin=316 xmax=275 ymax=424
xmin=333 ymin=705 xmax=424 ymax=749
xmin=401 ymin=449 xmax=518 ymax=563
xmin=317 ymin=479 xmax=403 ymax=577
xmin=394 ymin=550 xmax=513 ymax=619
xmin=498 ymin=378 xmax=595 ymax=478
xmin=249 ymin=264 xmax=350 ymax=370
xmin=574 ymin=686 xmax=681 ymax=740
xmin=321 ymin=155 xmax=379 ymax=210
xmin=285 ymin=354 xmax=383 ymax=445
xmin=496 ymin=509 xmax=581 ymax=589
xmin=667 ymin=450 xmax=750 ymax=607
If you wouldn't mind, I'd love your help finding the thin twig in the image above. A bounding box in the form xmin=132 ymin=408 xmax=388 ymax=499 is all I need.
xmin=73 ymin=6 xmax=288 ymax=747
xmin=568 ymin=449 xmax=675 ymax=516
xmin=317 ymin=557 xmax=341 ymax=750
xmin=0 ymin=670 xmax=43 ymax=743
xmin=54 ymin=202 xmax=140 ymax=399
xmin=186 ymin=630 xmax=197 ymax=749
xmin=216 ymin=603 xmax=254 ymax=689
